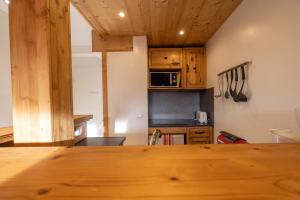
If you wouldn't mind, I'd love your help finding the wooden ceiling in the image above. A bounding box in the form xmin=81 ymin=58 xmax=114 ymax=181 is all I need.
xmin=72 ymin=0 xmax=242 ymax=47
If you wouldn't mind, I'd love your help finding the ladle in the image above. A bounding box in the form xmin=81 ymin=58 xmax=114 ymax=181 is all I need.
xmin=233 ymin=68 xmax=239 ymax=102
xmin=224 ymin=72 xmax=230 ymax=99
xmin=229 ymin=70 xmax=234 ymax=97
xmin=237 ymin=66 xmax=248 ymax=102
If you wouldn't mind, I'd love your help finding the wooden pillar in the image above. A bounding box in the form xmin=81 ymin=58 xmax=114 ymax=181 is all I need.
xmin=102 ymin=52 xmax=109 ymax=137
xmin=9 ymin=0 xmax=74 ymax=144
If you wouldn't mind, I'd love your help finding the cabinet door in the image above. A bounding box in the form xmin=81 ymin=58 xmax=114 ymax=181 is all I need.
xmin=184 ymin=48 xmax=206 ymax=89
xmin=149 ymin=48 xmax=182 ymax=69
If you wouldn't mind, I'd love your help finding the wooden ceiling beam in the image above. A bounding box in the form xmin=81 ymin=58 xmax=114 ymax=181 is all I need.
xmin=71 ymin=0 xmax=108 ymax=36
xmin=92 ymin=31 xmax=133 ymax=52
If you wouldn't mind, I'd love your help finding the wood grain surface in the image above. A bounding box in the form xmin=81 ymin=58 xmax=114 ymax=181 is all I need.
xmin=92 ymin=31 xmax=133 ymax=52
xmin=72 ymin=0 xmax=242 ymax=47
xmin=9 ymin=0 xmax=74 ymax=143
xmin=0 ymin=144 xmax=300 ymax=199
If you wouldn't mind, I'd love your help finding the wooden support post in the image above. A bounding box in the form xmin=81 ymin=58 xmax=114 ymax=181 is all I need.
xmin=102 ymin=52 xmax=109 ymax=137
xmin=9 ymin=0 xmax=74 ymax=144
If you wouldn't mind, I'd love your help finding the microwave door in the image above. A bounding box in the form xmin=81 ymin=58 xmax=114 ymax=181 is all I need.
xmin=151 ymin=73 xmax=171 ymax=87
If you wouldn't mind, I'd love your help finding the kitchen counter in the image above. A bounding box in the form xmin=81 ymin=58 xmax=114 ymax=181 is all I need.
xmin=149 ymin=119 xmax=214 ymax=127
xmin=0 ymin=127 xmax=13 ymax=144
xmin=0 ymin=144 xmax=300 ymax=199
xmin=0 ymin=115 xmax=93 ymax=145
xmin=75 ymin=137 xmax=126 ymax=146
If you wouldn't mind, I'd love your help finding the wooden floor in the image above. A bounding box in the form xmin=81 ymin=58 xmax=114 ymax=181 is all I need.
xmin=0 ymin=144 xmax=300 ymax=199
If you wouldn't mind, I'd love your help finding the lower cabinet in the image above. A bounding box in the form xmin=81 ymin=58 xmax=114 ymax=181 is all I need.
xmin=148 ymin=126 xmax=213 ymax=145
xmin=188 ymin=127 xmax=213 ymax=144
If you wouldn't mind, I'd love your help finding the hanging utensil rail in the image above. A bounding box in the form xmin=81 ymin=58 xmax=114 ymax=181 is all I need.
xmin=217 ymin=61 xmax=251 ymax=76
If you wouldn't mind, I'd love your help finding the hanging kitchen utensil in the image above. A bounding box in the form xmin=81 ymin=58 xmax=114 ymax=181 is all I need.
xmin=237 ymin=66 xmax=248 ymax=102
xmin=233 ymin=68 xmax=239 ymax=102
xmin=215 ymin=75 xmax=224 ymax=98
xmin=229 ymin=70 xmax=234 ymax=97
xmin=224 ymin=72 xmax=230 ymax=99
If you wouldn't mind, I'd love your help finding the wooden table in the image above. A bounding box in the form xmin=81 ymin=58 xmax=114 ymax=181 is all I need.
xmin=0 ymin=144 xmax=300 ymax=199
xmin=75 ymin=137 xmax=126 ymax=146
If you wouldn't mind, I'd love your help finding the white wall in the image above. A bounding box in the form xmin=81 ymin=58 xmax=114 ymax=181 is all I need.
xmin=0 ymin=2 xmax=8 ymax=13
xmin=0 ymin=8 xmax=12 ymax=127
xmin=107 ymin=36 xmax=148 ymax=145
xmin=207 ymin=0 xmax=300 ymax=143
xmin=71 ymin=4 xmax=104 ymax=137
xmin=72 ymin=56 xmax=103 ymax=137
xmin=70 ymin=4 xmax=92 ymax=47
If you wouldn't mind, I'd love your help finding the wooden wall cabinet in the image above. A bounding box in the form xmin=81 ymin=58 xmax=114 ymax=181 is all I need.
xmin=148 ymin=47 xmax=206 ymax=90
xmin=149 ymin=48 xmax=182 ymax=69
xmin=183 ymin=48 xmax=207 ymax=89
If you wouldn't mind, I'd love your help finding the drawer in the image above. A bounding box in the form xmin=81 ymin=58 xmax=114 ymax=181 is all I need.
xmin=149 ymin=127 xmax=187 ymax=135
xmin=190 ymin=137 xmax=210 ymax=142
xmin=189 ymin=128 xmax=210 ymax=137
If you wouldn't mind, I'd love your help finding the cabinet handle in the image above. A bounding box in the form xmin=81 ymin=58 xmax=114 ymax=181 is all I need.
xmin=186 ymin=64 xmax=189 ymax=72
xmin=194 ymin=131 xmax=205 ymax=134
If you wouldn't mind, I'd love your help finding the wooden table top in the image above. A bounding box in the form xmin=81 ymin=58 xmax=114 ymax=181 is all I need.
xmin=0 ymin=144 xmax=300 ymax=199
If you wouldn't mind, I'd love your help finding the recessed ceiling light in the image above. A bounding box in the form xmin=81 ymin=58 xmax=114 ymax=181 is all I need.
xmin=118 ymin=11 xmax=125 ymax=18
xmin=179 ymin=30 xmax=185 ymax=35
xmin=3 ymin=0 xmax=10 ymax=4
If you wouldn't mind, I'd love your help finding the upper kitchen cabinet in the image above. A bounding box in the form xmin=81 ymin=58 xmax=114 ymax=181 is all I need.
xmin=148 ymin=47 xmax=207 ymax=90
xmin=184 ymin=48 xmax=206 ymax=89
xmin=149 ymin=48 xmax=182 ymax=69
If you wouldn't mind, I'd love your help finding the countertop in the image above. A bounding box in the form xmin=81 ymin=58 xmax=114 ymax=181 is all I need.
xmin=75 ymin=137 xmax=126 ymax=146
xmin=0 ymin=115 xmax=93 ymax=144
xmin=149 ymin=119 xmax=214 ymax=127
xmin=0 ymin=144 xmax=300 ymax=199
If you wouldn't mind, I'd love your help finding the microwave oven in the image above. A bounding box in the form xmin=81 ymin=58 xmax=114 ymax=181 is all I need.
xmin=150 ymin=72 xmax=180 ymax=88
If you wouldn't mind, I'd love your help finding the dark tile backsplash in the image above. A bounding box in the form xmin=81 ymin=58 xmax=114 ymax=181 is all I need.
xmin=149 ymin=91 xmax=200 ymax=119
xmin=148 ymin=89 xmax=214 ymax=122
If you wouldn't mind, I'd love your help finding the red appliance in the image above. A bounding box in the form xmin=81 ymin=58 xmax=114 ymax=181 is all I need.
xmin=217 ymin=131 xmax=248 ymax=144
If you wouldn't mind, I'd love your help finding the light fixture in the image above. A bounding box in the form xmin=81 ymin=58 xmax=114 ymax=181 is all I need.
xmin=118 ymin=11 xmax=125 ymax=18
xmin=179 ymin=30 xmax=185 ymax=35
xmin=3 ymin=0 xmax=10 ymax=4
